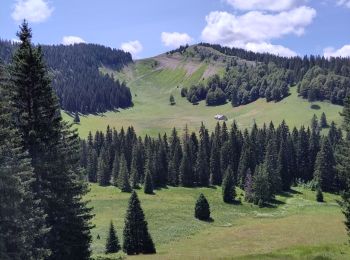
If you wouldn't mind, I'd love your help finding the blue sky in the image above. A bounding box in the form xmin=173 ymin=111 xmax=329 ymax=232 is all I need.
xmin=1 ymin=0 xmax=350 ymax=58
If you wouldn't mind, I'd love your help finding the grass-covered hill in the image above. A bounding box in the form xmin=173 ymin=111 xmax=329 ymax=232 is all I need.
xmin=64 ymin=45 xmax=343 ymax=137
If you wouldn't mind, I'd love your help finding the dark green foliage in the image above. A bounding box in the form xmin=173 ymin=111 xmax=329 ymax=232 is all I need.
xmin=144 ymin=162 xmax=154 ymax=194
xmin=316 ymin=187 xmax=324 ymax=202
xmin=97 ymin=148 xmax=111 ymax=186
xmin=130 ymin=150 xmax=139 ymax=189
xmin=244 ymin=170 xmax=254 ymax=202
xmin=313 ymin=138 xmax=336 ymax=192
xmin=253 ymin=164 xmax=272 ymax=206
xmin=0 ymin=39 xmax=132 ymax=114
xmin=194 ymin=193 xmax=211 ymax=221
xmin=9 ymin=22 xmax=93 ymax=260
xmin=74 ymin=111 xmax=80 ymax=123
xmin=320 ymin=112 xmax=328 ymax=128
xmin=169 ymin=94 xmax=175 ymax=105
xmin=105 ymin=222 xmax=120 ymax=254
xmin=339 ymin=192 xmax=350 ymax=238
xmin=112 ymin=154 xmax=120 ymax=186
xmin=123 ymin=191 xmax=156 ymax=255
xmin=222 ymin=166 xmax=236 ymax=203
xmin=117 ymin=155 xmax=131 ymax=192
xmin=179 ymin=131 xmax=194 ymax=187
xmin=0 ymin=63 xmax=49 ymax=260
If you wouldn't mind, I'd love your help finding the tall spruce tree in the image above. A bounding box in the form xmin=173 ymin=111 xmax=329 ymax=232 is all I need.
xmin=144 ymin=161 xmax=154 ymax=194
xmin=0 ymin=63 xmax=49 ymax=259
xmin=179 ymin=142 xmax=193 ymax=187
xmin=194 ymin=193 xmax=211 ymax=221
xmin=123 ymin=191 xmax=156 ymax=255
xmin=222 ymin=166 xmax=236 ymax=203
xmin=313 ymin=138 xmax=336 ymax=192
xmin=336 ymin=95 xmax=350 ymax=237
xmin=117 ymin=155 xmax=132 ymax=192
xmin=9 ymin=21 xmax=93 ymax=259
xmin=196 ymin=123 xmax=210 ymax=186
xmin=97 ymin=148 xmax=111 ymax=186
xmin=105 ymin=221 xmax=120 ymax=254
xmin=252 ymin=164 xmax=272 ymax=206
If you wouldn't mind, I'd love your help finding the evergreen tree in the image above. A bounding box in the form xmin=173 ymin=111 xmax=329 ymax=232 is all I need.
xmin=0 ymin=63 xmax=49 ymax=259
xmin=105 ymin=221 xmax=120 ymax=254
xmin=196 ymin=123 xmax=210 ymax=186
xmin=74 ymin=111 xmax=80 ymax=123
xmin=209 ymin=142 xmax=221 ymax=185
xmin=194 ymin=193 xmax=211 ymax=221
xmin=277 ymin=140 xmax=292 ymax=191
xmin=123 ymin=191 xmax=156 ymax=255
xmin=117 ymin=155 xmax=132 ymax=192
xmin=244 ymin=170 xmax=254 ymax=202
xmin=130 ymin=153 xmax=139 ymax=189
xmin=179 ymin=142 xmax=193 ymax=187
xmin=320 ymin=112 xmax=328 ymax=128
xmin=252 ymin=164 xmax=272 ymax=206
xmin=264 ymin=138 xmax=281 ymax=194
xmin=169 ymin=94 xmax=175 ymax=105
xmin=111 ymin=153 xmax=120 ymax=186
xmin=97 ymin=148 xmax=111 ymax=186
xmin=9 ymin=21 xmax=93 ymax=259
xmin=316 ymin=187 xmax=324 ymax=202
xmin=144 ymin=163 xmax=154 ymax=194
xmin=222 ymin=166 xmax=236 ymax=203
xmin=336 ymin=95 xmax=350 ymax=237
xmin=313 ymin=138 xmax=336 ymax=192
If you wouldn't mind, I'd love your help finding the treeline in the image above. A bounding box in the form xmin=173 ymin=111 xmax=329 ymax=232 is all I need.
xmin=0 ymin=39 xmax=133 ymax=114
xmin=180 ymin=43 xmax=350 ymax=106
xmin=80 ymin=113 xmax=343 ymax=205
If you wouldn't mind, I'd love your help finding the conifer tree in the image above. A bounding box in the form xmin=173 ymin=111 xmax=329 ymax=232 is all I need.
xmin=130 ymin=154 xmax=139 ymax=189
xmin=196 ymin=123 xmax=210 ymax=186
xmin=244 ymin=170 xmax=254 ymax=202
xmin=316 ymin=187 xmax=324 ymax=202
xmin=222 ymin=166 xmax=236 ymax=203
xmin=194 ymin=193 xmax=211 ymax=221
xmin=313 ymin=138 xmax=335 ymax=192
xmin=336 ymin=95 xmax=350 ymax=237
xmin=320 ymin=112 xmax=328 ymax=128
xmin=74 ymin=111 xmax=80 ymax=123
xmin=117 ymin=155 xmax=132 ymax=192
xmin=144 ymin=163 xmax=154 ymax=194
xmin=9 ymin=21 xmax=93 ymax=259
xmin=97 ymin=148 xmax=111 ymax=186
xmin=209 ymin=141 xmax=221 ymax=185
xmin=0 ymin=63 xmax=49 ymax=259
xmin=169 ymin=94 xmax=175 ymax=105
xmin=264 ymin=138 xmax=281 ymax=194
xmin=105 ymin=221 xmax=120 ymax=254
xmin=252 ymin=164 xmax=272 ymax=206
xmin=123 ymin=191 xmax=156 ymax=255
xmin=112 ymin=153 xmax=120 ymax=186
xmin=179 ymin=143 xmax=193 ymax=187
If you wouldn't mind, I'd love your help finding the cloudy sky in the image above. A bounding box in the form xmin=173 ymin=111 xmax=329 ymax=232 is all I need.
xmin=1 ymin=0 xmax=350 ymax=58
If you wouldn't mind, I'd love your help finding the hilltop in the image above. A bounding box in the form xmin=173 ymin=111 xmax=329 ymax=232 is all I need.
xmin=65 ymin=44 xmax=343 ymax=137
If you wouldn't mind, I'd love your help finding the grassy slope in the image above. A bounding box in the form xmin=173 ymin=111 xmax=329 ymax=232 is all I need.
xmin=87 ymin=184 xmax=349 ymax=259
xmin=63 ymin=51 xmax=342 ymax=138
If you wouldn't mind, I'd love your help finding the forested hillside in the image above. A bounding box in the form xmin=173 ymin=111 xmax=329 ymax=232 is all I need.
xmin=0 ymin=40 xmax=133 ymax=113
xmin=179 ymin=43 xmax=350 ymax=106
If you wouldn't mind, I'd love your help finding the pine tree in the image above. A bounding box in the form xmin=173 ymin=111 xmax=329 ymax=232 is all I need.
xmin=252 ymin=164 xmax=272 ymax=206
xmin=196 ymin=123 xmax=210 ymax=186
xmin=111 ymin=153 xmax=120 ymax=186
xmin=336 ymin=95 xmax=350 ymax=237
xmin=123 ymin=191 xmax=156 ymax=255
xmin=264 ymin=138 xmax=281 ymax=194
xmin=144 ymin=163 xmax=154 ymax=194
xmin=194 ymin=193 xmax=211 ymax=221
xmin=244 ymin=170 xmax=254 ymax=202
xmin=316 ymin=187 xmax=324 ymax=202
xmin=97 ymin=148 xmax=111 ymax=186
xmin=74 ymin=111 xmax=80 ymax=123
xmin=209 ymin=141 xmax=221 ymax=185
xmin=130 ymin=153 xmax=139 ymax=189
xmin=313 ymin=138 xmax=336 ymax=192
xmin=320 ymin=112 xmax=328 ymax=128
xmin=117 ymin=155 xmax=132 ymax=192
xmin=0 ymin=63 xmax=49 ymax=259
xmin=105 ymin=221 xmax=120 ymax=254
xmin=179 ymin=142 xmax=193 ymax=187
xmin=222 ymin=166 xmax=236 ymax=203
xmin=9 ymin=21 xmax=93 ymax=259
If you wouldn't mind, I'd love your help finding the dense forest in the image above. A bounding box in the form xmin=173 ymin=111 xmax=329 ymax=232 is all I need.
xmin=80 ymin=113 xmax=344 ymax=205
xmin=0 ymin=39 xmax=133 ymax=113
xmin=180 ymin=43 xmax=350 ymax=106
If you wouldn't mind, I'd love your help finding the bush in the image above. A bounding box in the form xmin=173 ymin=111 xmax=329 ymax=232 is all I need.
xmin=194 ymin=193 xmax=211 ymax=221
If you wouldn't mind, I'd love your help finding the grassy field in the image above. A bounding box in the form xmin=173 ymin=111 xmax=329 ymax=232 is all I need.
xmin=63 ymin=52 xmax=343 ymax=138
xmin=87 ymin=184 xmax=349 ymax=259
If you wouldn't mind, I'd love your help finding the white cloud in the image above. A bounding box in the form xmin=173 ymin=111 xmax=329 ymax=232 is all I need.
xmin=120 ymin=40 xmax=143 ymax=57
xmin=12 ymin=0 xmax=53 ymax=23
xmin=337 ymin=0 xmax=350 ymax=8
xmin=324 ymin=45 xmax=350 ymax=58
xmin=62 ymin=36 xmax=86 ymax=45
xmin=245 ymin=42 xmax=297 ymax=57
xmin=225 ymin=0 xmax=307 ymax=11
xmin=201 ymin=7 xmax=315 ymax=56
xmin=161 ymin=32 xmax=193 ymax=48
